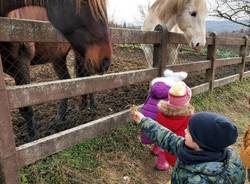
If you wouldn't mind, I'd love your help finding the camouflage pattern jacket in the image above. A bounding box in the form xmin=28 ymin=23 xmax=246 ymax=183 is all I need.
xmin=140 ymin=117 xmax=246 ymax=184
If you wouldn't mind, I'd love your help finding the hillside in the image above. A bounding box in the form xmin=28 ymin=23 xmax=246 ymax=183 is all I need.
xmin=206 ymin=20 xmax=248 ymax=33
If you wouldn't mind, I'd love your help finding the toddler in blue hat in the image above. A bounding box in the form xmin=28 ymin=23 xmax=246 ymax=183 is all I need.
xmin=131 ymin=111 xmax=246 ymax=184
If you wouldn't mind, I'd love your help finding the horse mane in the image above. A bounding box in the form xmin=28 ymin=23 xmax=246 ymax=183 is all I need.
xmin=0 ymin=0 xmax=108 ymax=23
xmin=87 ymin=0 xmax=108 ymax=24
xmin=150 ymin=0 xmax=178 ymax=21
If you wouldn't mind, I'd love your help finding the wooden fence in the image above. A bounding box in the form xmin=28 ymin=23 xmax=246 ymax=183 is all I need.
xmin=0 ymin=17 xmax=249 ymax=183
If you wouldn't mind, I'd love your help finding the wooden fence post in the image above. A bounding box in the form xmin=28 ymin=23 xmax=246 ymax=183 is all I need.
xmin=206 ymin=32 xmax=217 ymax=93
xmin=239 ymin=35 xmax=249 ymax=81
xmin=0 ymin=56 xmax=19 ymax=184
xmin=153 ymin=24 xmax=169 ymax=76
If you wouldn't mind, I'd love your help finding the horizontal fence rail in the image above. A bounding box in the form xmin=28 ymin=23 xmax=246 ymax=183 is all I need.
xmin=166 ymin=60 xmax=211 ymax=72
xmin=0 ymin=17 xmax=249 ymax=46
xmin=0 ymin=17 xmax=161 ymax=44
xmin=0 ymin=17 xmax=66 ymax=42
xmin=164 ymin=32 xmax=249 ymax=46
xmin=16 ymin=107 xmax=135 ymax=168
xmin=110 ymin=28 xmax=161 ymax=44
xmin=243 ymin=71 xmax=250 ymax=78
xmin=6 ymin=56 xmax=250 ymax=109
xmin=7 ymin=69 xmax=158 ymax=109
xmin=0 ymin=17 xmax=250 ymax=184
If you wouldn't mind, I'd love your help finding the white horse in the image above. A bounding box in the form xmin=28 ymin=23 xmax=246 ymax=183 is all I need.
xmin=142 ymin=0 xmax=208 ymax=66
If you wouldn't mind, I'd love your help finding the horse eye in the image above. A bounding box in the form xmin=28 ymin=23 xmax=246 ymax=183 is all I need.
xmin=190 ymin=11 xmax=197 ymax=17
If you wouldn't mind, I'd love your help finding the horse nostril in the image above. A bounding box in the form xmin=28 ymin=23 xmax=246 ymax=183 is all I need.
xmin=191 ymin=42 xmax=194 ymax=48
xmin=101 ymin=58 xmax=110 ymax=72
xmin=191 ymin=42 xmax=200 ymax=48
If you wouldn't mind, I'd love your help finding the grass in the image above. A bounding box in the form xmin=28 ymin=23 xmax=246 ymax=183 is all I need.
xmin=20 ymin=78 xmax=250 ymax=184
xmin=118 ymin=44 xmax=142 ymax=49
xmin=216 ymin=48 xmax=239 ymax=58
xmin=179 ymin=46 xmax=239 ymax=58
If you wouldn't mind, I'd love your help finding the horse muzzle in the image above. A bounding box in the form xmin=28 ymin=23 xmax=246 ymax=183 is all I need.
xmin=99 ymin=58 xmax=110 ymax=74
xmin=190 ymin=39 xmax=206 ymax=53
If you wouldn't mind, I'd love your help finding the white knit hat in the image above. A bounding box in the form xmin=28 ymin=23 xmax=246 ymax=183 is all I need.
xmin=151 ymin=69 xmax=188 ymax=87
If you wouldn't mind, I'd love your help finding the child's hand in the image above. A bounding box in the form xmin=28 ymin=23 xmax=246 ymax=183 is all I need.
xmin=131 ymin=111 xmax=144 ymax=124
xmin=130 ymin=105 xmax=144 ymax=124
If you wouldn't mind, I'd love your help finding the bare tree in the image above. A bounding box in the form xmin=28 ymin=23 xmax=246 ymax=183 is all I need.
xmin=138 ymin=0 xmax=152 ymax=20
xmin=134 ymin=0 xmax=152 ymax=25
xmin=211 ymin=0 xmax=250 ymax=27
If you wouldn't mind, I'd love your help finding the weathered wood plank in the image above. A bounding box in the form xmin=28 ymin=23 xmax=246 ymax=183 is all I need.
xmin=0 ymin=18 xmax=161 ymax=44
xmin=168 ymin=32 xmax=187 ymax=44
xmin=16 ymin=107 xmax=140 ymax=167
xmin=206 ymin=37 xmax=213 ymax=45
xmin=246 ymin=56 xmax=250 ymax=63
xmin=166 ymin=60 xmax=211 ymax=73
xmin=0 ymin=17 xmax=66 ymax=42
xmin=191 ymin=83 xmax=210 ymax=96
xmin=170 ymin=34 xmax=250 ymax=46
xmin=216 ymin=37 xmax=247 ymax=46
xmin=152 ymin=25 xmax=165 ymax=75
xmin=160 ymin=26 xmax=170 ymax=75
xmin=0 ymin=57 xmax=20 ymax=184
xmin=0 ymin=17 xmax=248 ymax=46
xmin=214 ymin=57 xmax=242 ymax=68
xmin=167 ymin=32 xmax=213 ymax=46
xmin=243 ymin=71 xmax=250 ymax=78
xmin=239 ymin=36 xmax=248 ymax=81
xmin=206 ymin=33 xmax=217 ymax=92
xmin=167 ymin=33 xmax=249 ymax=46
xmin=213 ymin=74 xmax=240 ymax=88
xmin=110 ymin=28 xmax=161 ymax=44
xmin=7 ymin=69 xmax=158 ymax=109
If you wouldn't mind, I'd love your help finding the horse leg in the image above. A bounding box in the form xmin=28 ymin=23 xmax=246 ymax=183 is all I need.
xmin=75 ymin=57 xmax=87 ymax=109
xmin=52 ymin=57 xmax=70 ymax=121
xmin=17 ymin=45 xmax=37 ymax=138
xmin=3 ymin=60 xmax=37 ymax=138
xmin=74 ymin=51 xmax=97 ymax=110
xmin=3 ymin=43 xmax=37 ymax=138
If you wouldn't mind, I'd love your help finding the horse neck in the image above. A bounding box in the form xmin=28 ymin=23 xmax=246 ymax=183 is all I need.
xmin=143 ymin=0 xmax=180 ymax=32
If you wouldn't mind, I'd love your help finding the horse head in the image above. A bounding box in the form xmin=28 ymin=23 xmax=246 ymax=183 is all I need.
xmin=143 ymin=0 xmax=208 ymax=65
xmin=176 ymin=0 xmax=208 ymax=51
xmin=47 ymin=0 xmax=112 ymax=75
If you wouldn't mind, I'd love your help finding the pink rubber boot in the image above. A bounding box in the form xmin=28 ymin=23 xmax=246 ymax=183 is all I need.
xmin=151 ymin=144 xmax=161 ymax=156
xmin=155 ymin=151 xmax=169 ymax=171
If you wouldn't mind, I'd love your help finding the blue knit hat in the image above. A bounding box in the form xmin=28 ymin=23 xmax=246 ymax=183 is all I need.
xmin=189 ymin=112 xmax=238 ymax=152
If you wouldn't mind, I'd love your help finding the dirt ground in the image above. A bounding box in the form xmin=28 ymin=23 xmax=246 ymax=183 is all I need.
xmin=3 ymin=45 xmax=250 ymax=146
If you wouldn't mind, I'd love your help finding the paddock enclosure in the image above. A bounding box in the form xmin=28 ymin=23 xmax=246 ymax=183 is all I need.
xmin=0 ymin=18 xmax=249 ymax=183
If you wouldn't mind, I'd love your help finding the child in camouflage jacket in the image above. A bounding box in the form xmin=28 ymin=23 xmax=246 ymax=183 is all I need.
xmin=131 ymin=111 xmax=245 ymax=184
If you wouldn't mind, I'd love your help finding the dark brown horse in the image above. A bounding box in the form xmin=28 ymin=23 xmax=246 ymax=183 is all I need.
xmin=0 ymin=0 xmax=112 ymax=138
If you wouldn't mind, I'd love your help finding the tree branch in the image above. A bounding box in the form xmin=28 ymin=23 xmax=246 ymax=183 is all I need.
xmin=212 ymin=0 xmax=250 ymax=27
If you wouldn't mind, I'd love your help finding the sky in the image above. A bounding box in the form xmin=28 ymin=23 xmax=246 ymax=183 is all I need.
xmin=107 ymin=0 xmax=219 ymax=25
